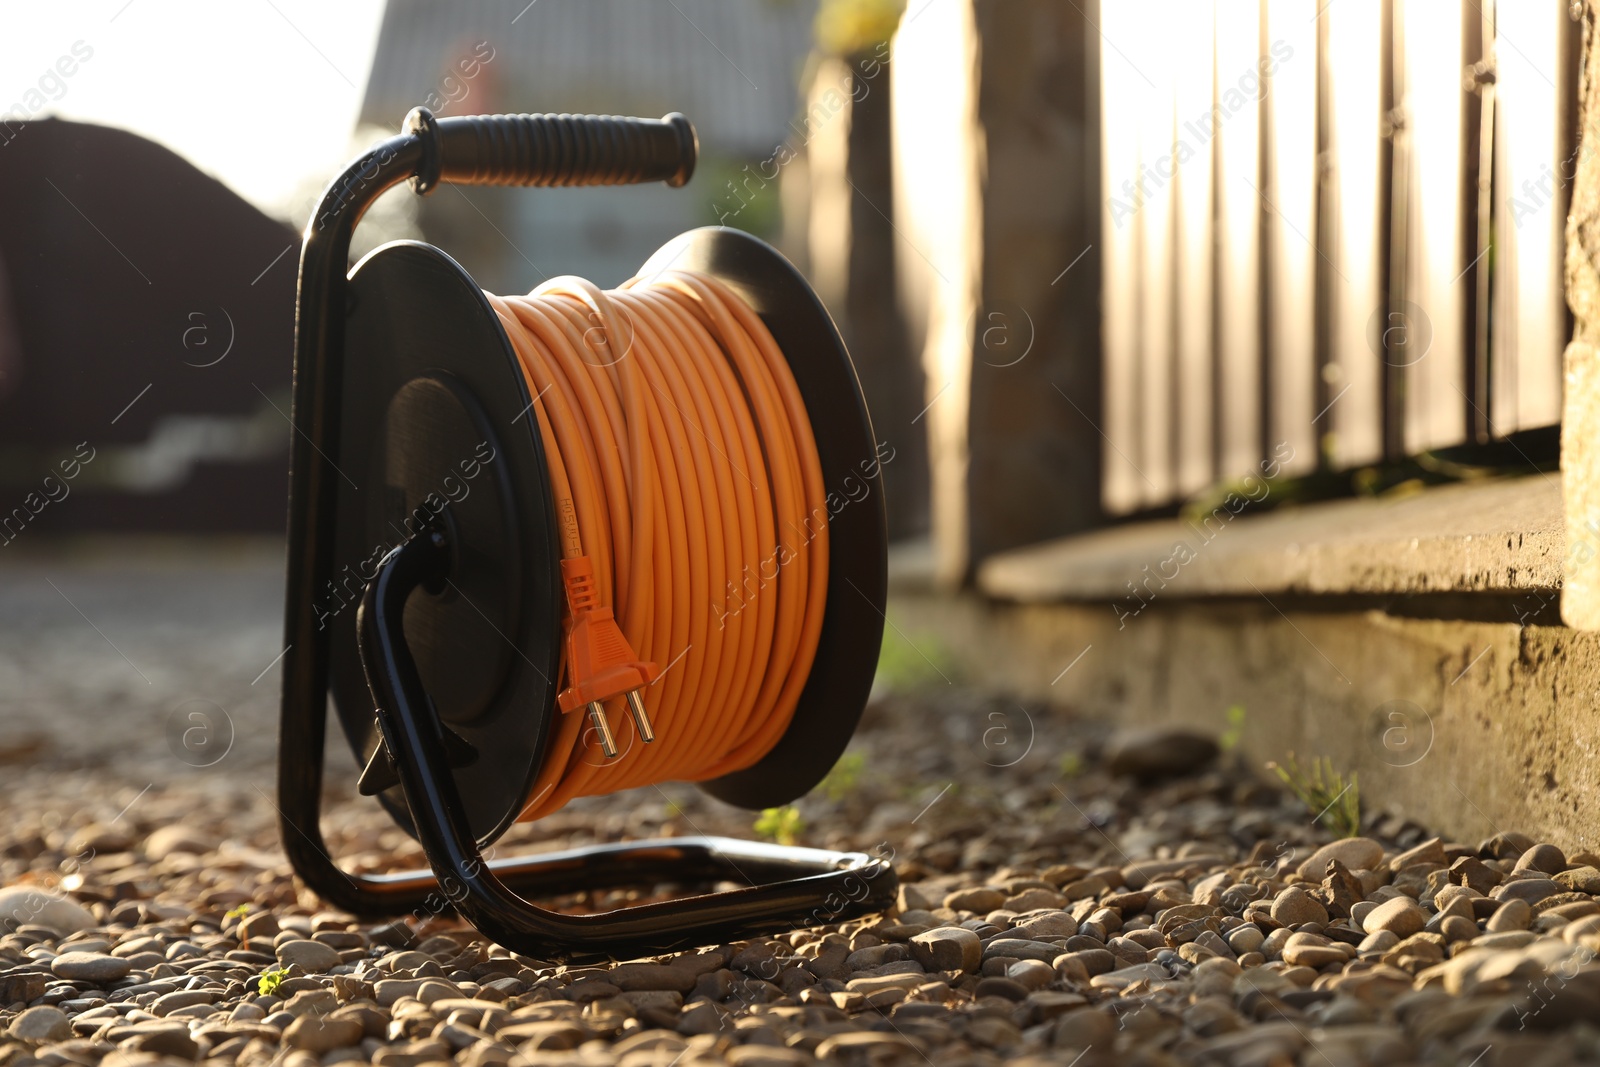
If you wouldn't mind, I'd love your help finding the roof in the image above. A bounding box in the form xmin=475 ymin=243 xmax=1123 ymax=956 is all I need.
xmin=359 ymin=0 xmax=819 ymax=156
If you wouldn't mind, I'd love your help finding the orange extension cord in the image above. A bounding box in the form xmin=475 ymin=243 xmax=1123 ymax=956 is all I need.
xmin=485 ymin=269 xmax=828 ymax=822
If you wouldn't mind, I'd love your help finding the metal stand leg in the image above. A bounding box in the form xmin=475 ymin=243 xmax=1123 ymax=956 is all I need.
xmin=277 ymin=529 xmax=895 ymax=963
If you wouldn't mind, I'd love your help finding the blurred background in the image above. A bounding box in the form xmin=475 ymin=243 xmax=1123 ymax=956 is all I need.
xmin=0 ymin=0 xmax=945 ymax=788
xmin=0 ymin=0 xmax=1582 ymax=831
xmin=0 ymin=0 xmax=934 ymax=544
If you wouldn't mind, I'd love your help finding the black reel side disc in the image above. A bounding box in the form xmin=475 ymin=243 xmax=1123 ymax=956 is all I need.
xmin=642 ymin=228 xmax=888 ymax=809
xmin=332 ymin=241 xmax=560 ymax=847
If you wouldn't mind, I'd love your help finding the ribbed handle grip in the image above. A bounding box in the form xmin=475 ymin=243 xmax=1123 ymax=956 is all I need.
xmin=404 ymin=109 xmax=698 ymax=192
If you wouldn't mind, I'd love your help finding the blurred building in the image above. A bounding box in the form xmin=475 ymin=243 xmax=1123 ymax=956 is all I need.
xmin=0 ymin=119 xmax=296 ymax=537
xmin=358 ymin=0 xmax=819 ymax=292
xmin=355 ymin=0 xmax=930 ymax=538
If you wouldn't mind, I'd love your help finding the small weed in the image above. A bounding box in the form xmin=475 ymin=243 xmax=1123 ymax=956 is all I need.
xmin=753 ymin=806 xmax=804 ymax=846
xmin=257 ymin=967 xmax=288 ymax=997
xmin=819 ymin=752 xmax=865 ymax=801
xmin=1057 ymin=751 xmax=1085 ymax=779
xmin=224 ymin=903 xmax=251 ymax=921
xmin=1220 ymin=704 xmax=1247 ymax=752
xmin=1268 ymin=752 xmax=1361 ymax=838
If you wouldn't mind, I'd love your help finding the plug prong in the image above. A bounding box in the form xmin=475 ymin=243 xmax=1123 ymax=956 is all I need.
xmin=626 ymin=690 xmax=655 ymax=743
xmin=587 ymin=701 xmax=618 ymax=758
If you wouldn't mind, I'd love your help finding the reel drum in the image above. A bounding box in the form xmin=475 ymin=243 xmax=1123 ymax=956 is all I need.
xmin=329 ymin=226 xmax=888 ymax=844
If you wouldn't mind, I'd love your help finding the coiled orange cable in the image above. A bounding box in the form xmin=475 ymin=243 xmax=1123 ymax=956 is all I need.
xmin=486 ymin=269 xmax=828 ymax=821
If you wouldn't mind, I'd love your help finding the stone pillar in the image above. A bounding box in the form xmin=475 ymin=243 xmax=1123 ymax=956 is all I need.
xmin=893 ymin=0 xmax=1103 ymax=586
xmin=804 ymin=51 xmax=929 ymax=542
xmin=1564 ymin=2 xmax=1600 ymax=628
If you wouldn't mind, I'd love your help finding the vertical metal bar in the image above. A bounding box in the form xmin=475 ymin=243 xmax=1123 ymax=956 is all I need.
xmin=1257 ymin=0 xmax=1275 ymax=469
xmin=1100 ymin=1 xmax=1146 ymax=514
xmin=1175 ymin=0 xmax=1218 ymax=497
xmin=1263 ymin=0 xmax=1320 ymax=476
xmin=1212 ymin=11 xmax=1226 ymax=482
xmin=1379 ymin=0 xmax=1404 ymax=461
xmin=1216 ymin=1 xmax=1265 ymax=481
xmin=1463 ymin=0 xmax=1492 ymax=443
xmin=1325 ymin=0 xmax=1387 ymax=468
xmin=1492 ymin=0 xmax=1566 ymax=433
xmin=279 ymin=132 xmax=424 ymax=912
xmin=1557 ymin=0 xmax=1581 ymax=365
xmin=1136 ymin=29 xmax=1177 ymax=505
xmin=1314 ymin=0 xmax=1334 ymax=465
xmin=1399 ymin=0 xmax=1468 ymax=454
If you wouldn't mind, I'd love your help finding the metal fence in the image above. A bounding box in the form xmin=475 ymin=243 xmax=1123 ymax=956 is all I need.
xmin=1099 ymin=0 xmax=1579 ymax=514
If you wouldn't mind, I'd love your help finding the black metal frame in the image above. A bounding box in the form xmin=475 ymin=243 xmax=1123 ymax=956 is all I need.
xmin=276 ymin=109 xmax=895 ymax=960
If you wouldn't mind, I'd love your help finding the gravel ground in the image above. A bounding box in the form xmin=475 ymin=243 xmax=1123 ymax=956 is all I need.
xmin=5 ymin=547 xmax=1600 ymax=1066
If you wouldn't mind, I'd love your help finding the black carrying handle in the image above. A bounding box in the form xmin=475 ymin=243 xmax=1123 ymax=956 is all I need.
xmin=403 ymin=107 xmax=698 ymax=194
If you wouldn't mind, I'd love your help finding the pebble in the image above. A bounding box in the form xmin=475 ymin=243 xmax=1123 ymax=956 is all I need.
xmin=143 ymin=824 xmax=216 ymax=859
xmin=1103 ymin=727 xmax=1218 ymax=780
xmin=1482 ymin=831 xmax=1537 ymax=860
xmin=127 ymin=1026 xmax=200 ymax=1059
xmin=275 ymin=939 xmax=342 ymax=973
xmin=150 ymin=989 xmax=216 ymax=1016
xmin=607 ymin=963 xmax=697 ymax=992
xmin=1226 ymin=925 xmax=1264 ymax=956
xmin=1053 ymin=1007 xmax=1115 ymax=1049
xmin=1297 ymin=838 xmax=1384 ymax=879
xmin=814 ymin=1033 xmax=920 ymax=1060
xmin=1515 ymin=843 xmax=1567 ymax=875
xmin=1024 ymin=990 xmax=1089 ymax=1023
xmin=727 ymin=1047 xmax=810 ymax=1067
xmin=236 ymin=912 xmax=281 ymax=944
xmin=1270 ymin=886 xmax=1328 ymax=927
xmin=981 ymin=937 xmax=1060 ymax=963
xmin=281 ymin=1014 xmax=366 ymax=1052
xmin=1064 ymin=945 xmax=1118 ymax=974
xmin=1358 ymin=930 xmax=1400 ymax=954
xmin=1014 ymin=911 xmax=1077 ymax=940
xmin=973 ymin=975 xmax=1028 ymax=1000
xmin=8 ymin=1005 xmax=71 ymax=1041
xmin=1555 ymin=866 xmax=1600 ymax=895
xmin=1281 ymin=934 xmax=1346 ymax=969
xmin=1006 ymin=959 xmax=1054 ymax=990
xmin=908 ymin=927 xmax=980 ymax=973
xmin=1363 ymin=897 xmax=1427 ymax=938
xmin=1004 ymin=887 xmax=1064 ymax=911
xmin=0 ymin=887 xmax=97 ymax=934
xmin=1450 ymin=856 xmax=1503 ymax=894
xmin=283 ymin=989 xmax=339 ymax=1017
xmin=11 ymin=702 xmax=1600 ymax=1067
xmin=1494 ymin=878 xmax=1564 ymax=905
xmin=50 ymin=952 xmax=131 ymax=982
xmin=1390 ymin=838 xmax=1449 ymax=871
xmin=943 ymin=886 xmax=1006 ymax=912
xmin=1184 ymin=998 xmax=1243 ymax=1036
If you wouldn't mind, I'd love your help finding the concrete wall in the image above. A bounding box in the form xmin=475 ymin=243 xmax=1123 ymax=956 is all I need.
xmin=1565 ymin=0 xmax=1600 ymax=629
xmin=893 ymin=586 xmax=1600 ymax=850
